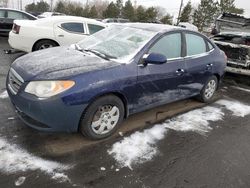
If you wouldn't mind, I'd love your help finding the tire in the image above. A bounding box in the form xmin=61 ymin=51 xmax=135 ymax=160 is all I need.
xmin=33 ymin=40 xmax=58 ymax=51
xmin=198 ymin=75 xmax=218 ymax=103
xmin=79 ymin=95 xmax=125 ymax=140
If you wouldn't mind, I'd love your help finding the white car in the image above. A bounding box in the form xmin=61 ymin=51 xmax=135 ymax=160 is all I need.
xmin=8 ymin=16 xmax=106 ymax=52
xmin=37 ymin=12 xmax=65 ymax=18
xmin=178 ymin=22 xmax=198 ymax=31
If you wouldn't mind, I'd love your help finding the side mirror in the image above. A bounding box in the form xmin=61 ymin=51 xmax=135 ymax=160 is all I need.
xmin=143 ymin=53 xmax=167 ymax=65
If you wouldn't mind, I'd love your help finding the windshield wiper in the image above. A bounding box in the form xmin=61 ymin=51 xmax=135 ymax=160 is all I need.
xmin=84 ymin=49 xmax=117 ymax=60
xmin=74 ymin=45 xmax=117 ymax=60
xmin=74 ymin=44 xmax=82 ymax=51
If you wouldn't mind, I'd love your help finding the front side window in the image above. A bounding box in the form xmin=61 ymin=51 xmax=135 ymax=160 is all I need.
xmin=88 ymin=24 xmax=105 ymax=35
xmin=186 ymin=33 xmax=206 ymax=56
xmin=7 ymin=11 xmax=24 ymax=19
xmin=149 ymin=33 xmax=182 ymax=59
xmin=61 ymin=22 xmax=84 ymax=33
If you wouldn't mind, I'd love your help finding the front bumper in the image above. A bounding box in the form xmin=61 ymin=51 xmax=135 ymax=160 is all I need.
xmin=7 ymin=87 xmax=87 ymax=133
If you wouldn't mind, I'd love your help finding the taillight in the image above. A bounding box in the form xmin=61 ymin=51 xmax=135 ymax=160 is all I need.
xmin=221 ymin=50 xmax=227 ymax=62
xmin=224 ymin=52 xmax=227 ymax=62
xmin=12 ymin=24 xmax=20 ymax=34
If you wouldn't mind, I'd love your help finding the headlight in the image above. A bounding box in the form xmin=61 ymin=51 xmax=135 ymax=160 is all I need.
xmin=25 ymin=80 xmax=75 ymax=98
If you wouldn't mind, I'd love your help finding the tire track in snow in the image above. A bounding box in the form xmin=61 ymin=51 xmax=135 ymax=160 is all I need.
xmin=108 ymin=99 xmax=250 ymax=169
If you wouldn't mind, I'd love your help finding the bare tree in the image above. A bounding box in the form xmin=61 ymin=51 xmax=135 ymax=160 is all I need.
xmin=155 ymin=6 xmax=166 ymax=19
xmin=89 ymin=0 xmax=109 ymax=18
xmin=0 ymin=0 xmax=8 ymax=7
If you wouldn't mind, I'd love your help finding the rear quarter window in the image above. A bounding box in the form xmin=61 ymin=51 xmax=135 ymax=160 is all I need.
xmin=88 ymin=24 xmax=105 ymax=35
xmin=61 ymin=22 xmax=85 ymax=33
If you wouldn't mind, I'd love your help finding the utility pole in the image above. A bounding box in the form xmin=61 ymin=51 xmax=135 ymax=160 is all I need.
xmin=50 ymin=0 xmax=53 ymax=11
xmin=177 ymin=0 xmax=183 ymax=25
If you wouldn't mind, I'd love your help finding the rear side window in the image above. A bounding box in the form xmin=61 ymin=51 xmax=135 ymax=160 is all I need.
xmin=7 ymin=11 xmax=25 ymax=19
xmin=186 ymin=33 xmax=206 ymax=56
xmin=88 ymin=24 xmax=104 ymax=35
xmin=61 ymin=22 xmax=84 ymax=33
xmin=0 ymin=10 xmax=5 ymax=18
xmin=149 ymin=33 xmax=182 ymax=59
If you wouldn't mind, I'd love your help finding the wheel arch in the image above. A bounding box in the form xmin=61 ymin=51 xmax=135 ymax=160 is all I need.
xmin=32 ymin=38 xmax=60 ymax=51
xmin=77 ymin=91 xmax=129 ymax=133
xmin=89 ymin=91 xmax=129 ymax=119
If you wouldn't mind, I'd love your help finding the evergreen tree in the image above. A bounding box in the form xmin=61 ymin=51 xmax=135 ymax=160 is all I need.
xmin=220 ymin=0 xmax=244 ymax=14
xmin=54 ymin=1 xmax=67 ymax=14
xmin=161 ymin=14 xmax=173 ymax=25
xmin=122 ymin=0 xmax=135 ymax=21
xmin=82 ymin=5 xmax=90 ymax=17
xmin=103 ymin=2 xmax=119 ymax=18
xmin=74 ymin=6 xmax=84 ymax=17
xmin=25 ymin=3 xmax=37 ymax=12
xmin=145 ymin=7 xmax=158 ymax=22
xmin=135 ymin=5 xmax=147 ymax=22
xmin=193 ymin=0 xmax=219 ymax=31
xmin=180 ymin=1 xmax=192 ymax=22
xmin=89 ymin=5 xmax=98 ymax=18
xmin=35 ymin=1 xmax=50 ymax=12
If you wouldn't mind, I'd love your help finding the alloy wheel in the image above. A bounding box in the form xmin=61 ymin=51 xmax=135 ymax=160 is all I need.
xmin=91 ymin=105 xmax=120 ymax=135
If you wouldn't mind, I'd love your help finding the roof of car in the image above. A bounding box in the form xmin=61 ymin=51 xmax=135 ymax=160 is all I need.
xmin=0 ymin=8 xmax=37 ymax=18
xmin=37 ymin=15 xmax=105 ymax=26
xmin=122 ymin=22 xmax=182 ymax=33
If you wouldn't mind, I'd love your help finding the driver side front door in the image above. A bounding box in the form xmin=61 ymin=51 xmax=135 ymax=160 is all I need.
xmin=136 ymin=32 xmax=189 ymax=112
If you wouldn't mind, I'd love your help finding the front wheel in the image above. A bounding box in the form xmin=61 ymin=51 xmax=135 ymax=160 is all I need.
xmin=79 ymin=95 xmax=125 ymax=140
xmin=198 ymin=76 xmax=218 ymax=103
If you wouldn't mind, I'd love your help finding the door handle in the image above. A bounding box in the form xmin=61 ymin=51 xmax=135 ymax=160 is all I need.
xmin=58 ymin=34 xmax=64 ymax=37
xmin=206 ymin=63 xmax=213 ymax=70
xmin=176 ymin=69 xmax=185 ymax=76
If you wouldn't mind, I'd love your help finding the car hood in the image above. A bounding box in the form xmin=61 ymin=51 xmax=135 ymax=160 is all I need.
xmin=11 ymin=46 xmax=121 ymax=81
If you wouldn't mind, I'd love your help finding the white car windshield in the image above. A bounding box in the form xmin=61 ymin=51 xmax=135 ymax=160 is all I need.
xmin=77 ymin=25 xmax=157 ymax=63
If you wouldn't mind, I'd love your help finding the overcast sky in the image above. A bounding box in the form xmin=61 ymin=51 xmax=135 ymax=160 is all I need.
xmin=14 ymin=0 xmax=250 ymax=17
xmin=136 ymin=0 xmax=250 ymax=17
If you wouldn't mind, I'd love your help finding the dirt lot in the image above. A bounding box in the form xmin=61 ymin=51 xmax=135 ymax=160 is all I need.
xmin=1 ymin=37 xmax=250 ymax=188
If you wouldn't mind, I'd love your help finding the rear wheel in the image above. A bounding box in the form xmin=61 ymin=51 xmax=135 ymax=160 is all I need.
xmin=33 ymin=40 xmax=58 ymax=51
xmin=79 ymin=95 xmax=125 ymax=140
xmin=198 ymin=76 xmax=218 ymax=103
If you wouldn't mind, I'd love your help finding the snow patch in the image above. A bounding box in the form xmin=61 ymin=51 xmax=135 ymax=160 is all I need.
xmin=0 ymin=138 xmax=70 ymax=182
xmin=216 ymin=99 xmax=250 ymax=117
xmin=108 ymin=124 xmax=167 ymax=169
xmin=0 ymin=90 xmax=8 ymax=99
xmin=100 ymin=167 xmax=106 ymax=171
xmin=164 ymin=106 xmax=224 ymax=135
xmin=15 ymin=176 xmax=26 ymax=186
xmin=109 ymin=100 xmax=250 ymax=169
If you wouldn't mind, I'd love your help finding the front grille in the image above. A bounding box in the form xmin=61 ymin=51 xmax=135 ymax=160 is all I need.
xmin=8 ymin=68 xmax=24 ymax=95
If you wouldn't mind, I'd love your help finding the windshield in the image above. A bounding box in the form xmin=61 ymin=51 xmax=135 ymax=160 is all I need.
xmin=78 ymin=25 xmax=157 ymax=63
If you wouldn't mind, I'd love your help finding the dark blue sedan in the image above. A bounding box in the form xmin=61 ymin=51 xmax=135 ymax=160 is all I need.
xmin=7 ymin=23 xmax=226 ymax=139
